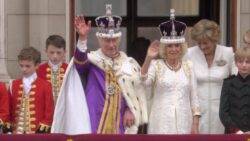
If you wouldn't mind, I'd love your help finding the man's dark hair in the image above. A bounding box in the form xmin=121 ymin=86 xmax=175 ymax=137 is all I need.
xmin=46 ymin=35 xmax=66 ymax=50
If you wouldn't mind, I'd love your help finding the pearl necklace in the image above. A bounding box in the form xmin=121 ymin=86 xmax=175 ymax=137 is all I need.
xmin=164 ymin=60 xmax=181 ymax=71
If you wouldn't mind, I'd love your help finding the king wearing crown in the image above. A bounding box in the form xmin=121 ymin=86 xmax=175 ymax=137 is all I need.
xmin=51 ymin=4 xmax=148 ymax=135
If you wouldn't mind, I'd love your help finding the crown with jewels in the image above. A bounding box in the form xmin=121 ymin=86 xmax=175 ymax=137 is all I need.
xmin=95 ymin=4 xmax=122 ymax=38
xmin=158 ymin=9 xmax=187 ymax=44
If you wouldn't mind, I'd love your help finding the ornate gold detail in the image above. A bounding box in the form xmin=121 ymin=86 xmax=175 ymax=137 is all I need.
xmin=47 ymin=65 xmax=65 ymax=104
xmin=38 ymin=123 xmax=51 ymax=132
xmin=30 ymin=124 xmax=36 ymax=129
xmin=14 ymin=83 xmax=36 ymax=134
xmin=60 ymin=68 xmax=65 ymax=72
xmin=29 ymin=91 xmax=35 ymax=95
xmin=46 ymin=68 xmax=51 ymax=72
xmin=97 ymin=67 xmax=121 ymax=134
xmin=29 ymin=104 xmax=35 ymax=108
xmin=46 ymin=74 xmax=51 ymax=78
xmin=29 ymin=111 xmax=36 ymax=115
xmin=29 ymin=98 xmax=35 ymax=102
xmin=182 ymin=61 xmax=191 ymax=80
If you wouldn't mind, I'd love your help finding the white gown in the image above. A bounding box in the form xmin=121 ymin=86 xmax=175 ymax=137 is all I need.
xmin=186 ymin=45 xmax=237 ymax=134
xmin=143 ymin=59 xmax=200 ymax=134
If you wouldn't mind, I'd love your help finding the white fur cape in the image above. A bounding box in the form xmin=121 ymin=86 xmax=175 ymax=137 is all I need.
xmin=51 ymin=50 xmax=148 ymax=135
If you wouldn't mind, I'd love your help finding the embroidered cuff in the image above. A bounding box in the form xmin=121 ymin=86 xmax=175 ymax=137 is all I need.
xmin=77 ymin=39 xmax=87 ymax=52
xmin=5 ymin=122 xmax=11 ymax=128
xmin=1 ymin=122 xmax=12 ymax=133
xmin=38 ymin=123 xmax=51 ymax=133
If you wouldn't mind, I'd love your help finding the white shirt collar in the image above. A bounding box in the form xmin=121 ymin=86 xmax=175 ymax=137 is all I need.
xmin=22 ymin=72 xmax=37 ymax=94
xmin=48 ymin=60 xmax=62 ymax=72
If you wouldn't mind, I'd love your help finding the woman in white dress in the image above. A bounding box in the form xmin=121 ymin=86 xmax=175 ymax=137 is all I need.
xmin=186 ymin=19 xmax=237 ymax=134
xmin=141 ymin=9 xmax=201 ymax=134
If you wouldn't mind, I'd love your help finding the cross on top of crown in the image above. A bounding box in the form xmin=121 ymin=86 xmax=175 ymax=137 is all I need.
xmin=106 ymin=4 xmax=112 ymax=16
xmin=170 ymin=9 xmax=175 ymax=20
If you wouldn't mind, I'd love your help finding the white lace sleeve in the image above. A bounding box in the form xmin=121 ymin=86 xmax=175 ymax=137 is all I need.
xmin=228 ymin=48 xmax=237 ymax=75
xmin=77 ymin=40 xmax=88 ymax=52
xmin=140 ymin=60 xmax=157 ymax=86
xmin=189 ymin=62 xmax=201 ymax=116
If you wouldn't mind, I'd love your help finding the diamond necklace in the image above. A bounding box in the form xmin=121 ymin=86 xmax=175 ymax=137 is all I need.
xmin=164 ymin=60 xmax=181 ymax=71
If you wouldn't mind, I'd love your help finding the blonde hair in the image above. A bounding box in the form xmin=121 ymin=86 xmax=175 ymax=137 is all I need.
xmin=191 ymin=19 xmax=220 ymax=43
xmin=235 ymin=47 xmax=250 ymax=61
xmin=159 ymin=42 xmax=188 ymax=59
xmin=243 ymin=29 xmax=250 ymax=44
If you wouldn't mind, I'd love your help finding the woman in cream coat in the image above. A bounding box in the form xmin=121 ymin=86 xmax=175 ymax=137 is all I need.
xmin=141 ymin=9 xmax=201 ymax=134
xmin=186 ymin=19 xmax=237 ymax=134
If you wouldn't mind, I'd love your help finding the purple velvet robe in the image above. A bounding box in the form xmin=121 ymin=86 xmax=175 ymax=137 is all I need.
xmin=74 ymin=48 xmax=127 ymax=134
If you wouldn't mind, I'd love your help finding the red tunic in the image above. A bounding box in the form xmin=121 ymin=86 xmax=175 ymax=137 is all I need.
xmin=37 ymin=62 xmax=67 ymax=82
xmin=0 ymin=82 xmax=9 ymax=123
xmin=9 ymin=78 xmax=54 ymax=133
xmin=37 ymin=62 xmax=67 ymax=103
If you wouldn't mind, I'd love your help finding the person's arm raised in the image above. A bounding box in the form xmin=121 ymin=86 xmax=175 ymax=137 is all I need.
xmin=141 ymin=40 xmax=160 ymax=76
xmin=73 ymin=15 xmax=92 ymax=74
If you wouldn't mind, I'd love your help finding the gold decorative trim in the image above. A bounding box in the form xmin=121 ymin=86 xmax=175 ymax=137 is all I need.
xmin=15 ymin=85 xmax=33 ymax=133
xmin=30 ymin=124 xmax=36 ymax=129
xmin=29 ymin=98 xmax=35 ymax=102
xmin=29 ymin=111 xmax=36 ymax=115
xmin=5 ymin=122 xmax=11 ymax=129
xmin=46 ymin=68 xmax=51 ymax=72
xmin=74 ymin=58 xmax=88 ymax=65
xmin=30 ymin=91 xmax=35 ymax=95
xmin=29 ymin=104 xmax=35 ymax=108
xmin=39 ymin=123 xmax=51 ymax=132
xmin=97 ymin=69 xmax=121 ymax=134
xmin=30 ymin=117 xmax=36 ymax=122
xmin=67 ymin=138 xmax=73 ymax=141
xmin=60 ymin=68 xmax=65 ymax=72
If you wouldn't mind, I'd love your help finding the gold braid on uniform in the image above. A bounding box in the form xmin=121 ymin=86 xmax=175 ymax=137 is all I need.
xmin=97 ymin=66 xmax=122 ymax=134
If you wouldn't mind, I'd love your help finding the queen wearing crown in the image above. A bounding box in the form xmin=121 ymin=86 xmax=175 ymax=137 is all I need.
xmin=51 ymin=4 xmax=148 ymax=135
xmin=141 ymin=9 xmax=200 ymax=134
